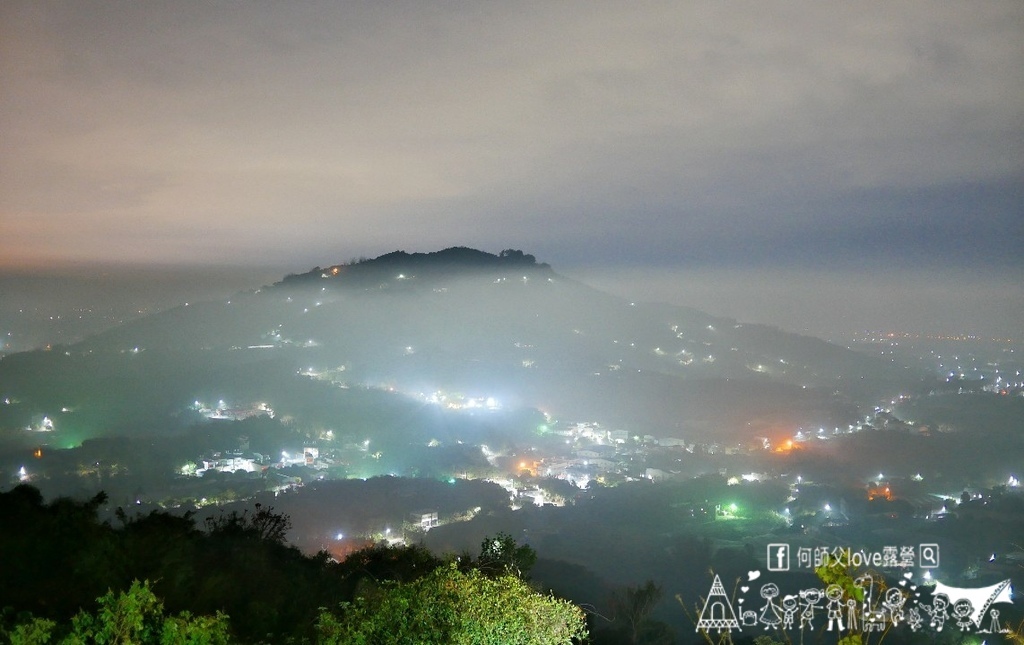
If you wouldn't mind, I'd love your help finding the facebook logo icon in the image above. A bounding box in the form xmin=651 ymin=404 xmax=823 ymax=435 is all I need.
xmin=767 ymin=544 xmax=790 ymax=571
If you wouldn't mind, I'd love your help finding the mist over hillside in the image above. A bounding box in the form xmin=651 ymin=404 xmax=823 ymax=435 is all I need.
xmin=0 ymin=263 xmax=288 ymax=354
xmin=0 ymin=249 xmax=922 ymax=452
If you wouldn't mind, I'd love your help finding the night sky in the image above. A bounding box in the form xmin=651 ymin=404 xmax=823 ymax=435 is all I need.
xmin=1 ymin=2 xmax=1021 ymax=336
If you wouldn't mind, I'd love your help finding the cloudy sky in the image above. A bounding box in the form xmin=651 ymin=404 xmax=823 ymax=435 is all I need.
xmin=1 ymin=2 xmax=1021 ymax=335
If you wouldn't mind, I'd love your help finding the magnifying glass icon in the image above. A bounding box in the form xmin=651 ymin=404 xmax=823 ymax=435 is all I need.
xmin=919 ymin=544 xmax=939 ymax=568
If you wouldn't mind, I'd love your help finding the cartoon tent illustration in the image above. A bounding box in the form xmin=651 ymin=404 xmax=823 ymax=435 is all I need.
xmin=696 ymin=574 xmax=741 ymax=632
xmin=932 ymin=579 xmax=1013 ymax=629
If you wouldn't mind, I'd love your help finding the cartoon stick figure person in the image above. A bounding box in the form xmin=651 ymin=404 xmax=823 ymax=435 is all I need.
xmin=781 ymin=595 xmax=798 ymax=630
xmin=758 ymin=583 xmax=783 ymax=629
xmin=800 ymin=588 xmax=822 ymax=630
xmin=825 ymin=584 xmax=844 ymax=631
xmin=882 ymin=587 xmax=906 ymax=627
xmin=925 ymin=593 xmax=949 ymax=631
xmin=952 ymin=599 xmax=973 ymax=631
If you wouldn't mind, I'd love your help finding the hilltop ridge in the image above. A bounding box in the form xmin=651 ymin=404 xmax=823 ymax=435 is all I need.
xmin=279 ymin=247 xmax=551 ymax=287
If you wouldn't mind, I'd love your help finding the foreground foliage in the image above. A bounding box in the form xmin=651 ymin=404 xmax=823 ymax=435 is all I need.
xmin=7 ymin=581 xmax=230 ymax=645
xmin=317 ymin=563 xmax=587 ymax=645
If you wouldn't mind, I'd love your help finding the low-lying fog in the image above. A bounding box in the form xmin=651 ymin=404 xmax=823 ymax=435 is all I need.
xmin=4 ymin=263 xmax=1020 ymax=354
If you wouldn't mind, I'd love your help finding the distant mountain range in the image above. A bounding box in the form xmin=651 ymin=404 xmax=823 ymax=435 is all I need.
xmin=0 ymin=248 xmax=927 ymax=448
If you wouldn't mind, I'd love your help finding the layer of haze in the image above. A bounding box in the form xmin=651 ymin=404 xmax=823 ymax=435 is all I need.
xmin=571 ymin=266 xmax=1024 ymax=341
xmin=0 ymin=264 xmax=288 ymax=351
xmin=2 ymin=262 xmax=1019 ymax=353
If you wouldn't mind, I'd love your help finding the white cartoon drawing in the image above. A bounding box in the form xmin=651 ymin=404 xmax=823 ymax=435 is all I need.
xmin=952 ymin=598 xmax=973 ymax=631
xmin=906 ymin=607 xmax=923 ymax=632
xmin=882 ymin=587 xmax=906 ymax=627
xmin=781 ymin=595 xmax=798 ymax=630
xmin=854 ymin=573 xmax=874 ymax=614
xmin=933 ymin=578 xmax=1013 ymax=631
xmin=853 ymin=572 xmax=888 ymax=632
xmin=923 ymin=593 xmax=949 ymax=631
xmin=741 ymin=609 xmax=758 ymax=627
xmin=863 ymin=606 xmax=887 ymax=633
xmin=758 ymin=583 xmax=783 ymax=629
xmin=695 ymin=574 xmax=740 ymax=633
xmin=799 ymin=588 xmax=822 ymax=630
xmin=824 ymin=584 xmax=844 ymax=631
xmin=693 ymin=571 xmax=1014 ymax=638
xmin=846 ymin=598 xmax=858 ymax=631
xmin=982 ymin=608 xmax=1008 ymax=634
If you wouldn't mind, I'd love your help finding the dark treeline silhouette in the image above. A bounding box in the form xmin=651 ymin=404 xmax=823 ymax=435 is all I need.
xmin=0 ymin=485 xmax=587 ymax=643
xmin=0 ymin=484 xmax=336 ymax=642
